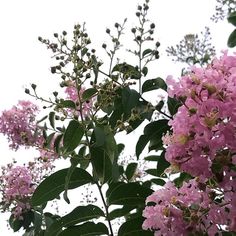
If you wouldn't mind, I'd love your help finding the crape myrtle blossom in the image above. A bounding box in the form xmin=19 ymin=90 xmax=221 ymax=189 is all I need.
xmin=64 ymin=80 xmax=94 ymax=118
xmin=0 ymin=159 xmax=53 ymax=219
xmin=164 ymin=51 xmax=236 ymax=179
xmin=0 ymin=100 xmax=42 ymax=150
xmin=0 ymin=99 xmax=59 ymax=160
xmin=142 ymin=179 xmax=234 ymax=236
xmin=143 ymin=52 xmax=236 ymax=235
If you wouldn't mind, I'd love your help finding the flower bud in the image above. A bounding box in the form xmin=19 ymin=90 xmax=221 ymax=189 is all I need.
xmin=25 ymin=88 xmax=30 ymax=94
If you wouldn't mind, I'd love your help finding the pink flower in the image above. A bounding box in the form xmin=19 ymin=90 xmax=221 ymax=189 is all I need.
xmin=143 ymin=179 xmax=217 ymax=235
xmin=65 ymin=81 xmax=94 ymax=118
xmin=0 ymin=100 xmax=42 ymax=150
xmin=165 ymin=51 xmax=236 ymax=179
xmin=0 ymin=158 xmax=54 ymax=219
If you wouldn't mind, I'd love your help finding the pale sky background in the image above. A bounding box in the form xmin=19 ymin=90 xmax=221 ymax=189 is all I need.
xmin=0 ymin=0 xmax=234 ymax=235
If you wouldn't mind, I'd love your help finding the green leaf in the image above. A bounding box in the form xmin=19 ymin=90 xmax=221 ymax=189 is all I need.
xmin=90 ymin=125 xmax=118 ymax=183
xmin=136 ymin=135 xmax=149 ymax=159
xmin=136 ymin=120 xmax=170 ymax=159
xmin=93 ymin=126 xmax=106 ymax=147
xmin=228 ymin=29 xmax=236 ymax=48
xmin=91 ymin=147 xmax=112 ymax=184
xmin=31 ymin=168 xmax=93 ymax=206
xmin=49 ymin=112 xmax=55 ymax=129
xmin=156 ymin=151 xmax=170 ymax=177
xmin=58 ymin=100 xmax=76 ymax=109
xmin=63 ymin=156 xmax=81 ymax=204
xmin=142 ymin=66 xmax=148 ymax=77
xmin=144 ymin=155 xmax=159 ymax=161
xmin=58 ymin=222 xmax=109 ymax=236
xmin=22 ymin=211 xmax=34 ymax=230
xmin=109 ymin=205 xmax=136 ymax=220
xmin=142 ymin=78 xmax=167 ymax=93
xmin=118 ymin=217 xmax=153 ymax=236
xmin=63 ymin=120 xmax=84 ymax=152
xmin=107 ymin=182 xmax=153 ymax=206
xmin=44 ymin=213 xmax=60 ymax=230
xmin=150 ymin=178 xmax=166 ymax=186
xmin=145 ymin=168 xmax=159 ymax=177
xmin=122 ymin=88 xmax=140 ymax=119
xmin=142 ymin=48 xmax=153 ymax=58
xmin=82 ymin=88 xmax=97 ymax=101
xmin=9 ymin=214 xmax=23 ymax=232
xmin=125 ymin=163 xmax=138 ymax=181
xmin=46 ymin=205 xmax=105 ymax=236
xmin=167 ymin=96 xmax=181 ymax=116
xmin=112 ymin=63 xmax=141 ymax=80
xmin=54 ymin=134 xmax=63 ymax=153
xmin=34 ymin=211 xmax=43 ymax=233
xmin=228 ymin=12 xmax=236 ymax=26
xmin=145 ymin=153 xmax=169 ymax=177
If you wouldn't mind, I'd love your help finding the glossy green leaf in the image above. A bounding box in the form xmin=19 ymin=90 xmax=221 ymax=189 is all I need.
xmin=142 ymin=48 xmax=153 ymax=58
xmin=91 ymin=147 xmax=112 ymax=184
xmin=136 ymin=119 xmax=170 ymax=159
xmin=46 ymin=205 xmax=105 ymax=236
xmin=9 ymin=214 xmax=23 ymax=232
xmin=167 ymin=96 xmax=181 ymax=116
xmin=156 ymin=152 xmax=170 ymax=177
xmin=122 ymin=88 xmax=140 ymax=119
xmin=58 ymin=100 xmax=76 ymax=109
xmin=53 ymin=134 xmax=63 ymax=153
xmin=142 ymin=66 xmax=148 ymax=76
xmin=63 ymin=120 xmax=84 ymax=152
xmin=150 ymin=178 xmax=166 ymax=186
xmin=228 ymin=12 xmax=236 ymax=26
xmin=145 ymin=168 xmax=159 ymax=177
xmin=118 ymin=217 xmax=153 ymax=236
xmin=63 ymin=156 xmax=81 ymax=204
xmin=145 ymin=153 xmax=169 ymax=178
xmin=125 ymin=163 xmax=138 ymax=181
xmin=34 ymin=211 xmax=43 ymax=233
xmin=44 ymin=213 xmax=60 ymax=230
xmin=93 ymin=126 xmax=106 ymax=147
xmin=107 ymin=182 xmax=153 ymax=206
xmin=228 ymin=29 xmax=236 ymax=48
xmin=90 ymin=125 xmax=118 ymax=183
xmin=82 ymin=88 xmax=97 ymax=101
xmin=109 ymin=205 xmax=136 ymax=220
xmin=32 ymin=168 xmax=93 ymax=206
xmin=136 ymin=135 xmax=149 ymax=159
xmin=144 ymin=155 xmax=159 ymax=161
xmin=142 ymin=78 xmax=167 ymax=93
xmin=58 ymin=222 xmax=109 ymax=236
xmin=49 ymin=112 xmax=55 ymax=129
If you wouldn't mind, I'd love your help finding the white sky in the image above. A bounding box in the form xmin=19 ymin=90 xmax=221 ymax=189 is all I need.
xmin=0 ymin=0 xmax=234 ymax=235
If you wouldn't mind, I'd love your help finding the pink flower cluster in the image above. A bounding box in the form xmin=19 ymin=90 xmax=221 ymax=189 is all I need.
xmin=0 ymin=160 xmax=53 ymax=219
xmin=0 ymin=100 xmax=42 ymax=150
xmin=143 ymin=179 xmax=236 ymax=235
xmin=65 ymin=81 xmax=94 ymax=118
xmin=165 ymin=51 xmax=236 ymax=179
xmin=143 ymin=52 xmax=236 ymax=235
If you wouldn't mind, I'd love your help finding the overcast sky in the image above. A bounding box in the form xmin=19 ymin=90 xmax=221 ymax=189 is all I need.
xmin=0 ymin=0 xmax=234 ymax=235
